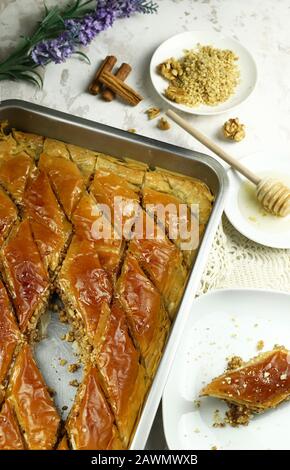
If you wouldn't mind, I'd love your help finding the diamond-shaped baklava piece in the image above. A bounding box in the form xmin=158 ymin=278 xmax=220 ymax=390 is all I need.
xmin=90 ymin=168 xmax=141 ymax=239
xmin=8 ymin=343 xmax=60 ymax=449
xmin=0 ymin=280 xmax=22 ymax=402
xmin=23 ymin=171 xmax=71 ymax=274
xmin=57 ymin=236 xmax=112 ymax=357
xmin=1 ymin=220 xmax=50 ymax=333
xmin=0 ymin=151 xmax=35 ymax=204
xmin=117 ymin=253 xmax=170 ymax=378
xmin=66 ymin=366 xmax=123 ymax=450
xmin=129 ymin=211 xmax=187 ymax=319
xmin=96 ymin=300 xmax=147 ymax=447
xmin=39 ymin=153 xmax=85 ymax=219
xmin=43 ymin=137 xmax=70 ymax=159
xmin=145 ymin=169 xmax=213 ymax=226
xmin=72 ymin=192 xmax=124 ymax=279
xmin=12 ymin=130 xmax=44 ymax=159
xmin=142 ymin=186 xmax=200 ymax=268
xmin=66 ymin=143 xmax=97 ymax=184
xmin=96 ymin=153 xmax=147 ymax=188
xmin=201 ymin=348 xmax=290 ymax=412
xmin=0 ymin=401 xmax=25 ymax=450
xmin=0 ymin=187 xmax=17 ymax=248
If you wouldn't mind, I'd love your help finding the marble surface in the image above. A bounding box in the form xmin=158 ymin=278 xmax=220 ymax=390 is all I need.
xmin=1 ymin=0 xmax=290 ymax=166
xmin=1 ymin=0 xmax=290 ymax=450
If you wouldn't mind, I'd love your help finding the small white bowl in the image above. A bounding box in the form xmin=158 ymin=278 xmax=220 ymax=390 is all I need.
xmin=150 ymin=31 xmax=258 ymax=116
xmin=225 ymin=152 xmax=290 ymax=249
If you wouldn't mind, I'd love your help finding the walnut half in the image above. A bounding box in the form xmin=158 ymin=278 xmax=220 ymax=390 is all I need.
xmin=223 ymin=118 xmax=245 ymax=142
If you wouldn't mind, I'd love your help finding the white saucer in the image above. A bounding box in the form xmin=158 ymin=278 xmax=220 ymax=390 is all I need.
xmin=150 ymin=31 xmax=257 ymax=116
xmin=162 ymin=288 xmax=290 ymax=450
xmin=225 ymin=152 xmax=290 ymax=249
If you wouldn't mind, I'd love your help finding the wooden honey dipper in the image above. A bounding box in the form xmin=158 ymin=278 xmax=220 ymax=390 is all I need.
xmin=167 ymin=110 xmax=290 ymax=217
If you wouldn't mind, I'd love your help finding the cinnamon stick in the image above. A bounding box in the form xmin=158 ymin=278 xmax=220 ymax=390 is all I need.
xmin=89 ymin=55 xmax=117 ymax=95
xmin=99 ymin=70 xmax=143 ymax=106
xmin=102 ymin=63 xmax=132 ymax=102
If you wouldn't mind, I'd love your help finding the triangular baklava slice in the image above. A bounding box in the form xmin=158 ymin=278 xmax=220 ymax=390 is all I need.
xmin=201 ymin=348 xmax=290 ymax=412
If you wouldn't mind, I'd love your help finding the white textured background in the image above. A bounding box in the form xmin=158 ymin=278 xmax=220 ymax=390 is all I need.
xmin=1 ymin=0 xmax=290 ymax=449
xmin=1 ymin=0 xmax=290 ymax=164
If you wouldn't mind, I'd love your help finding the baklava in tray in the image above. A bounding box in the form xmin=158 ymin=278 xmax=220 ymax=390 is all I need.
xmin=0 ymin=121 xmax=213 ymax=450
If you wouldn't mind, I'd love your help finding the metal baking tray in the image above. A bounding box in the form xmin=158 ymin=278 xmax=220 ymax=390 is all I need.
xmin=0 ymin=99 xmax=228 ymax=450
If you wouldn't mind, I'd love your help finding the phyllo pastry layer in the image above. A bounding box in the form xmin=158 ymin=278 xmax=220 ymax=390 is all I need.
xmin=0 ymin=187 xmax=17 ymax=248
xmin=12 ymin=130 xmax=44 ymax=159
xmin=0 ymin=280 xmax=22 ymax=400
xmin=7 ymin=343 xmax=60 ymax=449
xmin=66 ymin=366 xmax=123 ymax=450
xmin=0 ymin=400 xmax=25 ymax=450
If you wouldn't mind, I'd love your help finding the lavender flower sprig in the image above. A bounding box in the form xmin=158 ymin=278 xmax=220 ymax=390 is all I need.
xmin=0 ymin=0 xmax=158 ymax=85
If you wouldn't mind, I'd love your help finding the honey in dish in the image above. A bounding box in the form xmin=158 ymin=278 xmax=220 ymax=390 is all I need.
xmin=238 ymin=172 xmax=290 ymax=233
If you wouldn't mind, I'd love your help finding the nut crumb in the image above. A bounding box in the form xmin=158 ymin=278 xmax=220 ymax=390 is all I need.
xmin=62 ymin=405 xmax=68 ymax=411
xmin=59 ymin=310 xmax=68 ymax=323
xmin=256 ymin=340 xmax=264 ymax=351
xmin=68 ymin=363 xmax=80 ymax=373
xmin=47 ymin=386 xmax=56 ymax=396
xmin=223 ymin=118 xmax=245 ymax=142
xmin=59 ymin=359 xmax=67 ymax=366
xmin=128 ymin=128 xmax=136 ymax=133
xmin=65 ymin=331 xmax=75 ymax=342
xmin=193 ymin=399 xmax=201 ymax=409
xmin=69 ymin=379 xmax=79 ymax=388
xmin=146 ymin=107 xmax=161 ymax=120
xmin=226 ymin=355 xmax=244 ymax=371
xmin=158 ymin=117 xmax=170 ymax=131
xmin=211 ymin=446 xmax=218 ymax=450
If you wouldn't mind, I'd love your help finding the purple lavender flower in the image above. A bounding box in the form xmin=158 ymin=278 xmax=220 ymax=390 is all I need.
xmin=31 ymin=0 xmax=158 ymax=66
xmin=31 ymin=31 xmax=76 ymax=65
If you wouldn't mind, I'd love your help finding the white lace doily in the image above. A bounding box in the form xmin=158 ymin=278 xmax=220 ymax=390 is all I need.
xmin=198 ymin=216 xmax=290 ymax=295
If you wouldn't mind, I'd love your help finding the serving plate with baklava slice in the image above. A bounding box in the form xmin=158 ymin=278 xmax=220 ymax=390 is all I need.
xmin=163 ymin=288 xmax=290 ymax=450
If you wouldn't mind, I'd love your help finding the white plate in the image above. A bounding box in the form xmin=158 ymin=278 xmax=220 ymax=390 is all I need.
xmin=150 ymin=31 xmax=257 ymax=115
xmin=225 ymin=152 xmax=290 ymax=249
xmin=163 ymin=288 xmax=290 ymax=450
